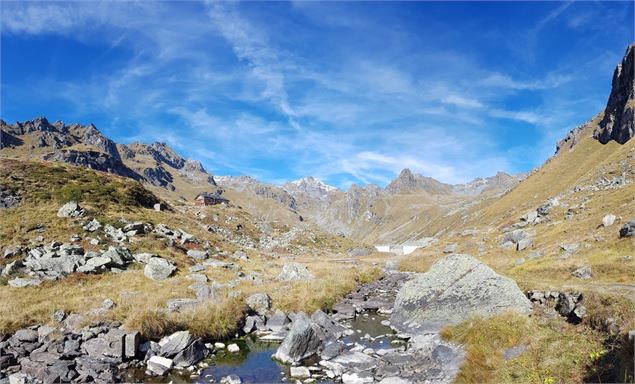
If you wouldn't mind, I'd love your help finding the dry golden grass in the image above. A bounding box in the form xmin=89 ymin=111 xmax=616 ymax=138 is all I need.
xmin=441 ymin=312 xmax=606 ymax=384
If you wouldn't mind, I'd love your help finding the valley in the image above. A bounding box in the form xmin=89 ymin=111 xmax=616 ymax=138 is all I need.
xmin=0 ymin=6 xmax=634 ymax=383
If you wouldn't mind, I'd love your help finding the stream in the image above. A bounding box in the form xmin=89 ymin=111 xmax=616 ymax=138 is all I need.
xmin=124 ymin=272 xmax=408 ymax=383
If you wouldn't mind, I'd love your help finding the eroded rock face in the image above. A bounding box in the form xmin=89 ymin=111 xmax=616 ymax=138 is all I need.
xmin=594 ymin=44 xmax=635 ymax=145
xmin=392 ymin=254 xmax=532 ymax=333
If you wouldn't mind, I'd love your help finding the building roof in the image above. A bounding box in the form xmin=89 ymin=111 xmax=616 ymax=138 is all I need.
xmin=195 ymin=192 xmax=229 ymax=201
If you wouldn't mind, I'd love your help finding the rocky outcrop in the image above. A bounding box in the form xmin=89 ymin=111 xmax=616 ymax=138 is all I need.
xmin=1 ymin=118 xmax=218 ymax=192
xmin=392 ymin=254 xmax=532 ymax=333
xmin=594 ymin=44 xmax=635 ymax=144
xmin=43 ymin=149 xmax=140 ymax=179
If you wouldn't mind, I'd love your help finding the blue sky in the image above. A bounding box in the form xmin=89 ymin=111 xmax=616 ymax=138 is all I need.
xmin=1 ymin=1 xmax=633 ymax=188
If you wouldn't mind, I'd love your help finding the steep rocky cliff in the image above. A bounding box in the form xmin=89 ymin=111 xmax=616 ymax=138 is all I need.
xmin=594 ymin=44 xmax=634 ymax=144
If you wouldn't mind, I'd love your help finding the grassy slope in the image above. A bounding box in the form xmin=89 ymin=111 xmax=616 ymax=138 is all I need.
xmin=0 ymin=159 xmax=382 ymax=339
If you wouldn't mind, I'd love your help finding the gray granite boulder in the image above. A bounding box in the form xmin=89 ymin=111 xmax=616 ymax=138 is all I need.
xmin=392 ymin=254 xmax=531 ymax=333
xmin=144 ymin=257 xmax=176 ymax=281
xmin=272 ymin=312 xmax=320 ymax=364
xmin=246 ymin=293 xmax=271 ymax=315
xmin=57 ymin=201 xmax=84 ymax=218
xmin=277 ymin=263 xmax=313 ymax=281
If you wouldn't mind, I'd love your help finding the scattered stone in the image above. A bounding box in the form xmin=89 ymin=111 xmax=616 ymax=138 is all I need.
xmin=52 ymin=309 xmax=66 ymax=323
xmin=220 ymin=374 xmax=242 ymax=384
xmin=342 ymin=371 xmax=374 ymax=384
xmin=189 ymin=283 xmax=216 ymax=301
xmin=147 ymin=355 xmax=173 ymax=376
xmin=619 ymin=220 xmax=635 ymax=238
xmin=560 ymin=243 xmax=580 ymax=257
xmin=144 ymin=257 xmax=177 ymax=281
xmin=277 ymin=263 xmax=313 ymax=281
xmin=166 ymin=299 xmax=199 ymax=313
xmin=503 ymin=345 xmax=528 ymax=360
xmin=246 ymin=293 xmax=271 ymax=315
xmin=8 ymin=277 xmax=42 ymax=288
xmin=602 ymin=214 xmax=617 ymax=227
xmin=443 ymin=243 xmax=457 ymax=254
xmin=527 ymin=250 xmax=544 ymax=260
xmin=572 ymin=266 xmax=592 ymax=279
xmin=102 ymin=298 xmax=116 ymax=310
xmin=214 ymin=342 xmax=226 ymax=350
xmin=290 ymin=366 xmax=311 ymax=379
xmin=503 ymin=229 xmax=529 ymax=244
xmin=516 ymin=237 xmax=533 ymax=251
xmin=187 ymin=250 xmax=208 ymax=260
xmin=233 ymin=250 xmax=249 ymax=260
xmin=57 ymin=201 xmax=84 ymax=218
xmin=83 ymin=218 xmax=102 ymax=232
xmin=227 ymin=343 xmax=240 ymax=353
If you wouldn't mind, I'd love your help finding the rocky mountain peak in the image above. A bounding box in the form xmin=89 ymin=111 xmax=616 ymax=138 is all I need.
xmin=594 ymin=44 xmax=635 ymax=144
xmin=284 ymin=176 xmax=338 ymax=200
xmin=385 ymin=168 xmax=452 ymax=195
xmin=149 ymin=142 xmax=186 ymax=169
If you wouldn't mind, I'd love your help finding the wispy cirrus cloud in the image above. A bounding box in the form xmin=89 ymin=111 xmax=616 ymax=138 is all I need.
xmin=1 ymin=1 xmax=632 ymax=188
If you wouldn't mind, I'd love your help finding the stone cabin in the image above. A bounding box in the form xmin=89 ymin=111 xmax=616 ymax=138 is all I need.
xmin=194 ymin=192 xmax=229 ymax=206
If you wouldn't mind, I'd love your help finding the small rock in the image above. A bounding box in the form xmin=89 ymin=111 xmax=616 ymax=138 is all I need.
xmin=277 ymin=263 xmax=313 ymax=281
xmin=246 ymin=293 xmax=271 ymax=315
xmin=8 ymin=277 xmax=42 ymax=288
xmin=147 ymin=355 xmax=173 ymax=376
xmin=619 ymin=220 xmax=635 ymax=238
xmin=443 ymin=243 xmax=457 ymax=254
xmin=220 ymin=374 xmax=242 ymax=384
xmin=166 ymin=298 xmax=199 ymax=313
xmin=602 ymin=214 xmax=617 ymax=227
xmin=227 ymin=343 xmax=240 ymax=353
xmin=102 ymin=298 xmax=116 ymax=310
xmin=214 ymin=342 xmax=226 ymax=350
xmin=187 ymin=250 xmax=209 ymax=260
xmin=83 ymin=218 xmax=102 ymax=232
xmin=57 ymin=201 xmax=84 ymax=218
xmin=290 ymin=366 xmax=311 ymax=379
xmin=516 ymin=237 xmax=533 ymax=251
xmin=572 ymin=266 xmax=592 ymax=279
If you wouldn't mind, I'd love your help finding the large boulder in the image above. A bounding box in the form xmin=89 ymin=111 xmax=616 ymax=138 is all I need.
xmin=57 ymin=201 xmax=84 ymax=218
xmin=144 ymin=257 xmax=177 ymax=281
xmin=277 ymin=263 xmax=313 ymax=281
xmin=272 ymin=312 xmax=321 ymax=364
xmin=392 ymin=254 xmax=532 ymax=333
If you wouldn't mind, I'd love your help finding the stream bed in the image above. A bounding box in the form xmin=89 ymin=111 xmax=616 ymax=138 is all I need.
xmin=124 ymin=310 xmax=401 ymax=383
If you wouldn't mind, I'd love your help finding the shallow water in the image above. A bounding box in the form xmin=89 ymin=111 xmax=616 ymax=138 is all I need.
xmin=343 ymin=310 xmax=400 ymax=349
xmin=196 ymin=336 xmax=286 ymax=383
xmin=126 ymin=310 xmax=398 ymax=383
